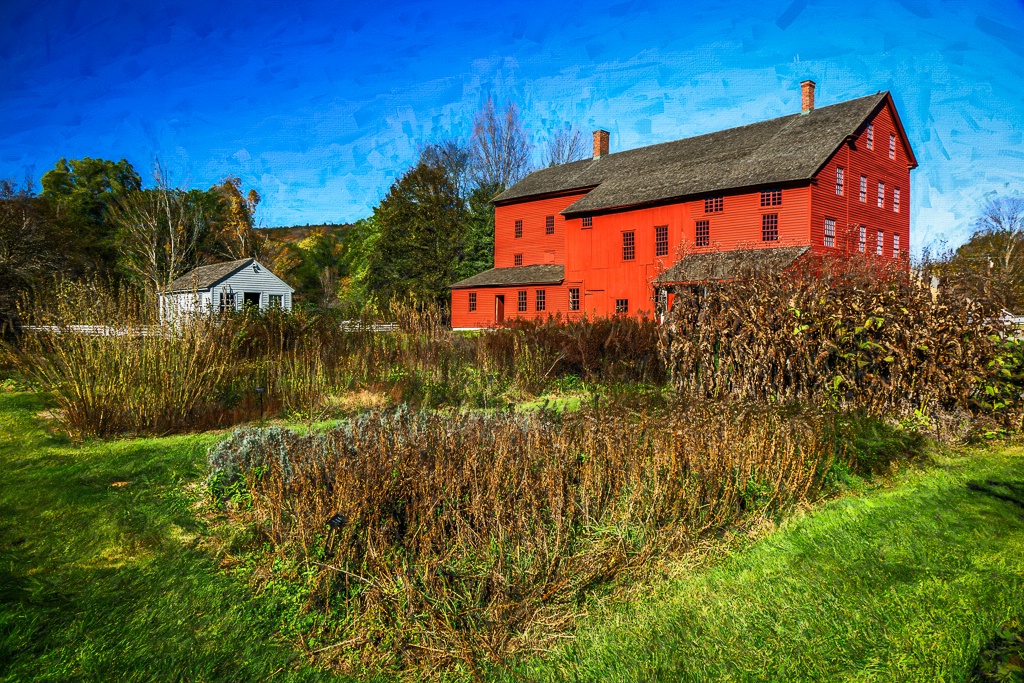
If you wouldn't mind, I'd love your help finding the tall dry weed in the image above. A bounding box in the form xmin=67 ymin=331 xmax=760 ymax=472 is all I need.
xmin=662 ymin=255 xmax=1007 ymax=416
xmin=209 ymin=400 xmax=842 ymax=675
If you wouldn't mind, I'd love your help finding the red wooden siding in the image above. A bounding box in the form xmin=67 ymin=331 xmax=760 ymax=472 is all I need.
xmin=451 ymin=285 xmax=569 ymax=328
xmin=810 ymin=101 xmax=911 ymax=262
xmin=493 ymin=194 xmax=585 ymax=268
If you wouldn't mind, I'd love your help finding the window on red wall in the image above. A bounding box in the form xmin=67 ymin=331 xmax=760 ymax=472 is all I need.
xmin=894 ymin=188 xmax=901 ymax=213
xmin=622 ymin=231 xmax=635 ymax=261
xmin=876 ymin=230 xmax=884 ymax=256
xmin=615 ymin=299 xmax=628 ymax=314
xmin=655 ymin=225 xmax=668 ymax=256
xmin=545 ymin=215 xmax=555 ymax=234
xmin=514 ymin=254 xmax=523 ymax=266
xmin=535 ymin=290 xmax=546 ymax=311
xmin=514 ymin=219 xmax=523 ymax=238
xmin=517 ymin=290 xmax=527 ymax=312
xmin=877 ymin=182 xmax=885 ymax=209
xmin=867 ymin=123 xmax=874 ymax=150
xmin=860 ymin=175 xmax=868 ymax=202
xmin=695 ymin=220 xmax=710 ymax=247
xmin=761 ymin=189 xmax=782 ymax=206
xmin=582 ymin=216 xmax=593 ymax=228
xmin=858 ymin=225 xmax=866 ymax=253
xmin=468 ymin=292 xmax=477 ymax=312
xmin=824 ymin=218 xmax=836 ymax=248
xmin=889 ymin=133 xmax=896 ymax=160
xmin=835 ymin=167 xmax=844 ymax=196
xmin=893 ymin=234 xmax=901 ymax=259
xmin=762 ymin=214 xmax=779 ymax=242
xmin=705 ymin=196 xmax=723 ymax=213
xmin=568 ymin=288 xmax=580 ymax=311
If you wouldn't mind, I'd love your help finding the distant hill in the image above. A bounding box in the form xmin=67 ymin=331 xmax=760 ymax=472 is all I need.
xmin=260 ymin=223 xmax=352 ymax=244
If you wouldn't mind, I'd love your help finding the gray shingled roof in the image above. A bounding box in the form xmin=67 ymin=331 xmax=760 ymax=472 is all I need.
xmin=450 ymin=264 xmax=565 ymax=289
xmin=654 ymin=246 xmax=810 ymax=284
xmin=166 ymin=258 xmax=254 ymax=292
xmin=495 ymin=93 xmax=899 ymax=214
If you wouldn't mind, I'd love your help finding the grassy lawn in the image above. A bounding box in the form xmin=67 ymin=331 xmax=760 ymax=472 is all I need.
xmin=2 ymin=389 xmax=1023 ymax=682
xmin=514 ymin=445 xmax=1024 ymax=682
xmin=0 ymin=391 xmax=345 ymax=683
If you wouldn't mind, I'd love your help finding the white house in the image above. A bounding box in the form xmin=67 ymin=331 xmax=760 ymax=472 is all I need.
xmin=160 ymin=258 xmax=294 ymax=322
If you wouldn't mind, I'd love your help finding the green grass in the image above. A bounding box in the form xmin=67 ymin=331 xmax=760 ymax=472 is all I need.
xmin=0 ymin=391 xmax=346 ymax=683
xmin=511 ymin=446 xmax=1024 ymax=682
xmin=2 ymin=390 xmax=1023 ymax=682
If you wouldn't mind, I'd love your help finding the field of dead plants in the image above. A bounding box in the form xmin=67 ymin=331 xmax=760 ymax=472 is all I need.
xmin=2 ymin=259 xmax=1023 ymax=680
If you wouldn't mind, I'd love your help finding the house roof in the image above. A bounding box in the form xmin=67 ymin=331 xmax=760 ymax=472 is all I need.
xmin=495 ymin=92 xmax=913 ymax=215
xmin=166 ymin=258 xmax=255 ymax=293
xmin=654 ymin=246 xmax=810 ymax=284
xmin=450 ymin=264 xmax=565 ymax=289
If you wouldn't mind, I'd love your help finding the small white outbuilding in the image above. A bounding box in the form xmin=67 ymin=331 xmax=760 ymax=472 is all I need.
xmin=160 ymin=258 xmax=294 ymax=322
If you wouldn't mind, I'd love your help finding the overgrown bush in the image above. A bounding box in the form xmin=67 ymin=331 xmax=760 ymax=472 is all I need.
xmin=484 ymin=314 xmax=664 ymax=388
xmin=661 ymin=255 xmax=1012 ymax=418
xmin=208 ymin=400 xmax=847 ymax=675
xmin=3 ymin=283 xmax=665 ymax=437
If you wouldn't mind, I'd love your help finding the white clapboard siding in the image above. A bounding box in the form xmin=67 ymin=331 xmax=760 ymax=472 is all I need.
xmin=160 ymin=260 xmax=294 ymax=322
xmin=211 ymin=262 xmax=293 ymax=311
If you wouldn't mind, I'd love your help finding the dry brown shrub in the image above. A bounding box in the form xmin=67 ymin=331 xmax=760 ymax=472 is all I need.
xmin=661 ymin=254 xmax=1006 ymax=416
xmin=208 ymin=400 xmax=842 ymax=676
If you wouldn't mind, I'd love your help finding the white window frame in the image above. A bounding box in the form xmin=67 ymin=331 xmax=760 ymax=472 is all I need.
xmin=876 ymin=230 xmax=884 ymax=256
xmin=860 ymin=175 xmax=867 ymax=202
xmin=867 ymin=123 xmax=874 ymax=150
xmin=889 ymin=133 xmax=896 ymax=160
xmin=877 ymin=182 xmax=885 ymax=209
xmin=824 ymin=218 xmax=836 ymax=248
xmin=858 ymin=226 xmax=866 ymax=253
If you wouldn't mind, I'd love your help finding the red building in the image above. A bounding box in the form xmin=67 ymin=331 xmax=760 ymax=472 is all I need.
xmin=450 ymin=82 xmax=917 ymax=329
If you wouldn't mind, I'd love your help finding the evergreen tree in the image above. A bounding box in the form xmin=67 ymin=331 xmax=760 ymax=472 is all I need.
xmin=366 ymin=162 xmax=468 ymax=307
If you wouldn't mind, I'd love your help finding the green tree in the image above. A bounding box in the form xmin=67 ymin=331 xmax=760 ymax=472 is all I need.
xmin=366 ymin=162 xmax=468 ymax=307
xmin=459 ymin=183 xmax=498 ymax=279
xmin=947 ymin=196 xmax=1024 ymax=312
xmin=40 ymin=157 xmax=141 ymax=276
xmin=337 ymin=216 xmax=382 ymax=310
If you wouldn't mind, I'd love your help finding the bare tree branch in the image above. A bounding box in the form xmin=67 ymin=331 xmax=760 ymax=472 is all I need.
xmin=468 ymin=97 xmax=532 ymax=192
xmin=110 ymin=163 xmax=206 ymax=293
xmin=543 ymin=126 xmax=587 ymax=167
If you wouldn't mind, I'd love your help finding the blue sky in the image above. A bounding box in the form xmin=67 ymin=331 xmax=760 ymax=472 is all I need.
xmin=2 ymin=0 xmax=1023 ymax=251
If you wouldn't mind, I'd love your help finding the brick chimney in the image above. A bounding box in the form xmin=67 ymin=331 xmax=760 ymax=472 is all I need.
xmin=801 ymin=80 xmax=816 ymax=113
xmin=593 ymin=129 xmax=610 ymax=158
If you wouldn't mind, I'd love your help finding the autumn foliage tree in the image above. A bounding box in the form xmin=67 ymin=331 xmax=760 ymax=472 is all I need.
xmin=208 ymin=176 xmax=262 ymax=261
